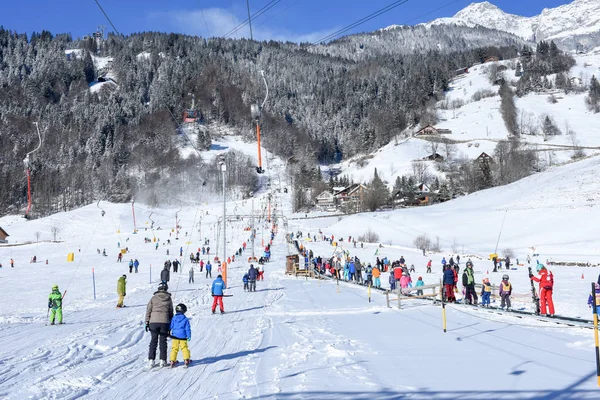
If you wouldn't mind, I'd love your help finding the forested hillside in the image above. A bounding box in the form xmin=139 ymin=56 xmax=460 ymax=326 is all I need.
xmin=0 ymin=25 xmax=522 ymax=216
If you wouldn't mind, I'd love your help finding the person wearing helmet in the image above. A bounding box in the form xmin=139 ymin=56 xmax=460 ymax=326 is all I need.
xmin=499 ymin=274 xmax=512 ymax=310
xmin=462 ymin=262 xmax=477 ymax=305
xmin=211 ymin=274 xmax=227 ymax=314
xmin=530 ymin=264 xmax=555 ymax=316
xmin=48 ymin=284 xmax=63 ymax=325
xmin=145 ymin=283 xmax=174 ymax=368
xmin=588 ymin=283 xmax=600 ymax=314
xmin=116 ymin=275 xmax=127 ymax=308
xmin=415 ymin=276 xmax=424 ymax=296
xmin=481 ymin=278 xmax=492 ymax=307
xmin=169 ymin=303 xmax=192 ymax=368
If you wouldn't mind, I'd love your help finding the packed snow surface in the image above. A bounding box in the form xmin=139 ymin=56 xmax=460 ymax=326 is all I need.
xmin=2 ymin=149 xmax=600 ymax=398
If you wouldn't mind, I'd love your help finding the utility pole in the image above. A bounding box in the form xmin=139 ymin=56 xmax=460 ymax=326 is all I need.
xmin=251 ymin=194 xmax=255 ymax=261
xmin=220 ymin=156 xmax=227 ymax=285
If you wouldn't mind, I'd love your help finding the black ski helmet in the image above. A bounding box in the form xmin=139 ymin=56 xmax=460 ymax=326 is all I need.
xmin=158 ymin=282 xmax=168 ymax=291
xmin=502 ymin=274 xmax=509 ymax=280
xmin=176 ymin=303 xmax=187 ymax=313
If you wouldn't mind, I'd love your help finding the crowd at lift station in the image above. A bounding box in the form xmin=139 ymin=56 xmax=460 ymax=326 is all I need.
xmin=290 ymin=231 xmax=572 ymax=318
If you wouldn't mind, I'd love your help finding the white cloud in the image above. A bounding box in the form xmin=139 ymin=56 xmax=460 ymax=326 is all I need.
xmin=149 ymin=8 xmax=338 ymax=44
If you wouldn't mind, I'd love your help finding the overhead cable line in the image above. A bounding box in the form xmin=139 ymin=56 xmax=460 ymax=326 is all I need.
xmin=312 ymin=0 xmax=410 ymax=44
xmin=197 ymin=0 xmax=212 ymax=37
xmin=92 ymin=0 xmax=120 ymax=35
xmin=222 ymin=0 xmax=283 ymax=39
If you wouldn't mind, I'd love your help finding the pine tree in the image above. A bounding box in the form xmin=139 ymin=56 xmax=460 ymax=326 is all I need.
xmin=587 ymin=76 xmax=600 ymax=113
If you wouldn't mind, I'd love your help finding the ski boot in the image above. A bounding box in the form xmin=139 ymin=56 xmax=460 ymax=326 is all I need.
xmin=147 ymin=359 xmax=155 ymax=368
xmin=170 ymin=360 xmax=177 ymax=368
xmin=184 ymin=359 xmax=191 ymax=368
xmin=159 ymin=360 xmax=167 ymax=368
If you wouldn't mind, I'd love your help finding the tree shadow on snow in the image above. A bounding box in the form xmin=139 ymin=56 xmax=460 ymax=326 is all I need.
xmin=194 ymin=346 xmax=277 ymax=365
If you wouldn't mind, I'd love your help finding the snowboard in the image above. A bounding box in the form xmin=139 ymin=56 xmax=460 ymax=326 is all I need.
xmin=528 ymin=267 xmax=541 ymax=315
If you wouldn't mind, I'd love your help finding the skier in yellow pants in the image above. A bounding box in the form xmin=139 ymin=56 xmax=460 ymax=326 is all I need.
xmin=169 ymin=303 xmax=192 ymax=367
xmin=48 ymin=285 xmax=63 ymax=325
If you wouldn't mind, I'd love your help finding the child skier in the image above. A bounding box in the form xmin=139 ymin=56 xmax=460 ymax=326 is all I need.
xmin=416 ymin=276 xmax=424 ymax=296
xmin=530 ymin=264 xmax=555 ymax=316
xmin=48 ymin=285 xmax=63 ymax=325
xmin=243 ymin=273 xmax=249 ymax=292
xmin=426 ymin=260 xmax=432 ymax=273
xmin=389 ymin=272 xmax=396 ymax=291
xmin=588 ymin=283 xmax=600 ymax=314
xmin=499 ymin=274 xmax=512 ymax=310
xmin=481 ymin=278 xmax=492 ymax=307
xmin=169 ymin=303 xmax=192 ymax=368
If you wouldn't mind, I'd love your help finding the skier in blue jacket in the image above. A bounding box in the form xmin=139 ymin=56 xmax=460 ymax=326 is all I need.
xmin=243 ymin=273 xmax=249 ymax=291
xmin=211 ymin=275 xmax=226 ymax=314
xmin=169 ymin=303 xmax=191 ymax=367
xmin=247 ymin=265 xmax=258 ymax=292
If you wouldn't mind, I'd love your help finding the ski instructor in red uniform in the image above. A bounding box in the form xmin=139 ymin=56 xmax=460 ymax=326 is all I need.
xmin=530 ymin=264 xmax=555 ymax=316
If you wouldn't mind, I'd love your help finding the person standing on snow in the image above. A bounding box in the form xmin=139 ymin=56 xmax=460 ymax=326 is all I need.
xmin=530 ymin=264 xmax=555 ymax=316
xmin=426 ymin=260 xmax=432 ymax=274
xmin=499 ymin=274 xmax=512 ymax=310
xmin=206 ymin=261 xmax=212 ymax=278
xmin=161 ymin=265 xmax=170 ymax=284
xmin=145 ymin=283 xmax=174 ymax=368
xmin=134 ymin=259 xmax=139 ymax=273
xmin=116 ymin=275 xmax=127 ymax=308
xmin=441 ymin=257 xmax=447 ymax=272
xmin=372 ymin=265 xmax=381 ymax=288
xmin=365 ymin=264 xmax=373 ymax=286
xmin=462 ymin=262 xmax=477 ymax=305
xmin=211 ymin=275 xmax=227 ymax=314
xmin=48 ymin=284 xmax=64 ymax=325
xmin=247 ymin=264 xmax=258 ymax=292
xmin=188 ymin=267 xmax=194 ymax=284
xmin=243 ymin=273 xmax=249 ymax=291
xmin=505 ymin=256 xmax=511 ymax=270
xmin=588 ymin=283 xmax=600 ymax=314
xmin=481 ymin=278 xmax=492 ymax=307
xmin=169 ymin=303 xmax=192 ymax=368
xmin=443 ymin=265 xmax=456 ymax=303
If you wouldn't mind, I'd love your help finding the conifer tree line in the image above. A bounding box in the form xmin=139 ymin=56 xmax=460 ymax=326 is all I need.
xmin=0 ymin=25 xmax=524 ymax=216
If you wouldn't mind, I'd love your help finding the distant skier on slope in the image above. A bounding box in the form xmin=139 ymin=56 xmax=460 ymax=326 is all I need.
xmin=161 ymin=265 xmax=170 ymax=284
xmin=499 ymin=274 xmax=512 ymax=310
xmin=530 ymin=264 xmax=555 ymax=316
xmin=443 ymin=265 xmax=456 ymax=303
xmin=247 ymin=264 xmax=258 ymax=292
xmin=462 ymin=262 xmax=477 ymax=305
xmin=145 ymin=283 xmax=174 ymax=368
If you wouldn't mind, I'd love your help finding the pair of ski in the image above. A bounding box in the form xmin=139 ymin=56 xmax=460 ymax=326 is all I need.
xmin=528 ymin=266 xmax=542 ymax=315
xmin=149 ymin=361 xmax=192 ymax=370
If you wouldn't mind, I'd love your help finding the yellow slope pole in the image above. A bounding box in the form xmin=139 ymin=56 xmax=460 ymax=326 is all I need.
xmin=592 ymin=282 xmax=600 ymax=387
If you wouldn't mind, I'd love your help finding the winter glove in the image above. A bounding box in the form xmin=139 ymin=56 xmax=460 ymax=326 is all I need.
xmin=528 ymin=273 xmax=533 ymax=278
xmin=123 ymin=293 xmax=126 ymax=296
xmin=48 ymin=301 xmax=52 ymax=308
xmin=145 ymin=322 xmax=150 ymax=332
xmin=211 ymin=292 xmax=214 ymax=296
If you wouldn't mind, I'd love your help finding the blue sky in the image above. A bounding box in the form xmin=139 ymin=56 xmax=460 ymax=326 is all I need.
xmin=2 ymin=0 xmax=573 ymax=42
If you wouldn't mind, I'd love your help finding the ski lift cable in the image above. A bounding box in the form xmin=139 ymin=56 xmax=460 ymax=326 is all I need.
xmin=313 ymin=0 xmax=410 ymax=44
xmin=171 ymin=204 xmax=202 ymax=300
xmin=92 ymin=0 xmax=121 ymax=35
xmin=222 ymin=0 xmax=283 ymax=39
xmin=196 ymin=0 xmax=212 ymax=37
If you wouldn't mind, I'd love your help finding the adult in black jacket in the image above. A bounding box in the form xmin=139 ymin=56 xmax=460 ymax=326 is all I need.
xmin=247 ymin=265 xmax=258 ymax=292
xmin=161 ymin=266 xmax=170 ymax=284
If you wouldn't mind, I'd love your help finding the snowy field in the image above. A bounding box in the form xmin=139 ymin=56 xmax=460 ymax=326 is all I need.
xmin=3 ymin=150 xmax=600 ymax=398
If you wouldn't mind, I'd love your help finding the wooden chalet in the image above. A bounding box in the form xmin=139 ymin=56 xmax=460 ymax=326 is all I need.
xmin=422 ymin=153 xmax=444 ymax=162
xmin=334 ymin=184 xmax=367 ymax=211
xmin=415 ymin=125 xmax=452 ymax=136
xmin=484 ymin=56 xmax=500 ymax=63
xmin=315 ymin=191 xmax=336 ymax=209
xmin=0 ymin=227 xmax=9 ymax=243
xmin=475 ymin=152 xmax=494 ymax=164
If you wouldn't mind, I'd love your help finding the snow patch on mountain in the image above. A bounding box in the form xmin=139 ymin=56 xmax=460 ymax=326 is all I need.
xmin=429 ymin=0 xmax=600 ymax=49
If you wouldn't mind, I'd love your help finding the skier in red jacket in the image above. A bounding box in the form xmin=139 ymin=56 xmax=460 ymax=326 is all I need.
xmin=530 ymin=264 xmax=555 ymax=316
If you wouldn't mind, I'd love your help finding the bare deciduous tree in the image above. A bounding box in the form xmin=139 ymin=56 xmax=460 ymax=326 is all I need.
xmin=51 ymin=226 xmax=60 ymax=242
xmin=413 ymin=234 xmax=432 ymax=253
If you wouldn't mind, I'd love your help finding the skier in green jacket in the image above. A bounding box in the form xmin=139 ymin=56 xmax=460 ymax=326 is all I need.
xmin=48 ymin=285 xmax=63 ymax=325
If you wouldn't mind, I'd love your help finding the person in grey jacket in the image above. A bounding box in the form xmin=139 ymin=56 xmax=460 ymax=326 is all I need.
xmin=189 ymin=267 xmax=194 ymax=284
xmin=160 ymin=266 xmax=170 ymax=284
xmin=145 ymin=283 xmax=174 ymax=367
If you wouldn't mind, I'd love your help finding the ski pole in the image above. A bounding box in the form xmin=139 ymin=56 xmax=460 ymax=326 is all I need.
xmin=92 ymin=268 xmax=96 ymax=300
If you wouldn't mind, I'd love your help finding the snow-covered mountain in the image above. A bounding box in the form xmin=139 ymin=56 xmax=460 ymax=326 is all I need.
xmin=429 ymin=0 xmax=600 ymax=50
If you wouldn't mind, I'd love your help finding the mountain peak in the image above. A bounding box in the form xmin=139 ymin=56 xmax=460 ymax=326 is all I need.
xmin=454 ymin=1 xmax=508 ymax=19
